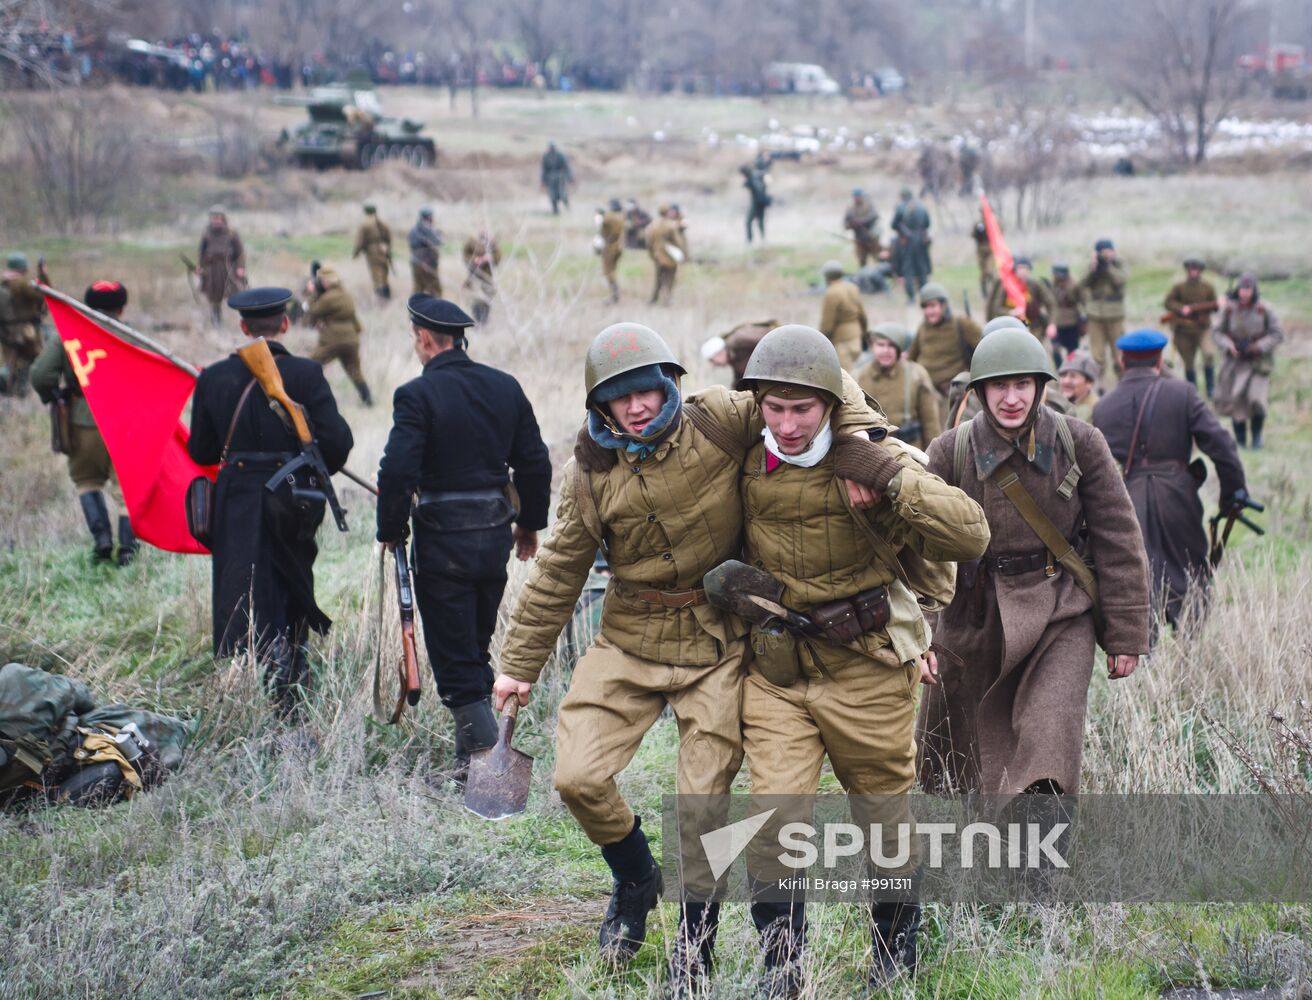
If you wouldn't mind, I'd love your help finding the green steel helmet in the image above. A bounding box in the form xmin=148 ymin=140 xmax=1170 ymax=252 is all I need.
xmin=980 ymin=315 xmax=1028 ymax=337
xmin=742 ymin=324 xmax=843 ymax=400
xmin=821 ymin=259 xmax=845 ymax=278
xmin=585 ymin=323 xmax=686 ymax=400
xmin=1183 ymin=254 xmax=1206 ymax=269
xmin=918 ymin=281 xmax=949 ymax=306
xmin=6 ymin=252 xmax=29 ymax=272
xmin=968 ymin=327 xmax=1055 ymax=389
xmin=871 ymin=321 xmax=913 ymax=354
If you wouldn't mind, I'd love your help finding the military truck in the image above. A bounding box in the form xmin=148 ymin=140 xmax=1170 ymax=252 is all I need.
xmin=277 ymin=86 xmax=437 ymax=169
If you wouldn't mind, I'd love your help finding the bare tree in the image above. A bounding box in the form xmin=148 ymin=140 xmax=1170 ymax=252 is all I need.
xmin=1108 ymin=0 xmax=1250 ymax=164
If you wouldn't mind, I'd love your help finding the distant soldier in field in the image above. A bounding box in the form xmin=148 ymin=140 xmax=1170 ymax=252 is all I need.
xmin=1049 ymin=263 xmax=1086 ymax=366
xmin=890 ymin=187 xmax=932 ymax=305
xmin=1094 ymin=329 xmax=1249 ymax=630
xmin=842 ymin=188 xmax=881 ymax=268
xmin=196 ymin=207 xmax=247 ymax=327
xmin=1213 ymin=274 xmax=1283 ymax=449
xmin=908 ymin=281 xmax=981 ymax=398
xmin=918 ymin=328 xmax=1151 ymax=801
xmin=30 ymin=281 xmax=135 ymax=564
xmin=742 ymin=162 xmax=771 ymax=243
xmin=462 ymin=229 xmax=502 ymax=325
xmin=599 ymin=198 xmax=625 ymax=303
xmin=353 ymin=203 xmax=393 ymax=300
xmin=188 ymin=288 xmax=353 ymax=719
xmin=855 ymin=322 xmax=942 ymax=451
xmin=304 ymin=265 xmax=372 ymax=406
xmin=541 ymin=141 xmax=574 ymax=215
xmin=1079 ymin=238 xmax=1127 ymax=386
xmin=645 ymin=205 xmax=687 ymax=306
xmin=986 ymin=257 xmax=1057 ymax=346
xmin=408 ymin=207 xmax=443 ymax=297
xmin=1164 ymin=255 xmax=1220 ymax=398
xmin=1057 ymin=350 xmax=1100 ymax=422
xmin=624 ymin=199 xmax=652 ymax=249
xmin=817 ymin=260 xmax=867 ymax=371
xmin=702 ymin=318 xmax=776 ymax=386
xmin=0 ymin=252 xmax=45 ymax=395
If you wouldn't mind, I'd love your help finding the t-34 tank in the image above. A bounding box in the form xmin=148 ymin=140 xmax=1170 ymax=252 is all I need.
xmin=277 ymin=86 xmax=437 ymax=169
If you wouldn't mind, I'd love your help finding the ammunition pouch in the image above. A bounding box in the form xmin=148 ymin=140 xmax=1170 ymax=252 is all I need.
xmin=185 ymin=476 xmax=215 ymax=549
xmin=810 ymin=586 xmax=890 ymax=645
xmin=957 ymin=558 xmax=981 ymax=592
xmin=751 ymin=623 xmax=801 ymax=688
xmin=49 ymin=390 xmax=72 ymax=455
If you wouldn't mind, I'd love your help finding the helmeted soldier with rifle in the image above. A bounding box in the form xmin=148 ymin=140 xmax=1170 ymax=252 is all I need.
xmin=187 ymin=287 xmax=353 ymax=719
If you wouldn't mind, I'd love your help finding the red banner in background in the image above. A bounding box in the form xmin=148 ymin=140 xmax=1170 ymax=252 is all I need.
xmin=980 ymin=194 xmax=1029 ymax=314
xmin=42 ymin=294 xmax=214 ymax=555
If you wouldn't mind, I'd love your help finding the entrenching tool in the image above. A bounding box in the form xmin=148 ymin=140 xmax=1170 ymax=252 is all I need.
xmin=464 ymin=700 xmax=534 ymax=820
xmin=702 ymin=560 xmax=821 ymax=637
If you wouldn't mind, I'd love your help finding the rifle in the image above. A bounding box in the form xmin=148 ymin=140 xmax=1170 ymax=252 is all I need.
xmin=35 ymin=256 xmax=51 ymax=288
xmin=179 ymin=254 xmax=202 ymax=304
xmin=373 ymin=543 xmax=423 ymax=724
xmin=236 ymin=337 xmax=349 ymax=532
xmin=1208 ymin=490 xmax=1266 ymax=568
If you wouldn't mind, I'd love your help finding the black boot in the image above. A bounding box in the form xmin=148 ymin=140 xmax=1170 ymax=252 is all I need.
xmin=210 ymin=303 xmax=222 ymax=327
xmin=354 ymin=380 xmax=374 ymax=407
xmin=79 ymin=491 xmax=114 ymax=561
xmin=449 ymin=699 xmax=498 ymax=786
xmin=1250 ymin=413 xmax=1265 ymax=450
xmin=1185 ymin=367 xmax=1197 ymax=388
xmin=599 ymin=816 xmax=663 ymax=963
xmin=116 ymin=515 xmax=138 ymax=566
xmin=868 ymin=881 xmax=921 ymax=991
xmin=1204 ymin=364 xmax=1216 ymax=399
xmin=1232 ymin=420 xmax=1247 ymax=448
xmin=265 ymin=636 xmax=312 ymax=721
xmin=752 ymin=885 xmax=806 ymax=1000
xmin=665 ymin=899 xmax=721 ymax=998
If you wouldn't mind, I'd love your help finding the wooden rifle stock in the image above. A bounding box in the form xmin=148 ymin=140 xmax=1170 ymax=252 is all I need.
xmin=394 ymin=546 xmax=423 ymax=710
xmin=236 ymin=338 xmax=313 ymax=443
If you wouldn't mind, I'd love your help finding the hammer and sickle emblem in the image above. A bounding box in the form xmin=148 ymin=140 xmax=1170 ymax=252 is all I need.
xmin=605 ymin=331 xmax=641 ymax=358
xmin=65 ymin=339 xmax=108 ymax=389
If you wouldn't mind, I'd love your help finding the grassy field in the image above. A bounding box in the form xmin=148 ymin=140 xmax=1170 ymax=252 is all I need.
xmin=1 ymin=88 xmax=1311 ymax=999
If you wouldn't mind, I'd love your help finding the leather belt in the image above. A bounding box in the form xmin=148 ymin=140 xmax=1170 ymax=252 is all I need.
xmin=985 ymin=550 xmax=1053 ymax=576
xmin=418 ymin=488 xmax=505 ymax=504
xmin=224 ymin=451 xmax=296 ymax=468
xmin=634 ymin=587 xmax=708 ymax=609
xmin=1126 ymin=459 xmax=1188 ymax=475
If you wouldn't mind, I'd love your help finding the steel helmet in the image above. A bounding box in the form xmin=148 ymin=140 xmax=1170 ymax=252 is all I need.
xmin=585 ymin=323 xmax=685 ymax=400
xmin=742 ymin=324 xmax=843 ymax=400
xmin=967 ymin=327 xmax=1055 ymax=389
xmin=980 ymin=315 xmax=1028 ymax=337
xmin=870 ymin=321 xmax=913 ymax=355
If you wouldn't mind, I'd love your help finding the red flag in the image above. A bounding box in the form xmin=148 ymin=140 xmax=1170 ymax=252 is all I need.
xmin=43 ymin=294 xmax=215 ymax=555
xmin=980 ymin=194 xmax=1030 ymax=315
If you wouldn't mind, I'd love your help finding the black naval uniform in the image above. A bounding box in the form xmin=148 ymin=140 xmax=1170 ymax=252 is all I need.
xmin=188 ymin=289 xmax=353 ymax=712
xmin=376 ymin=296 xmax=551 ymax=764
xmin=1093 ymin=357 xmax=1245 ymax=631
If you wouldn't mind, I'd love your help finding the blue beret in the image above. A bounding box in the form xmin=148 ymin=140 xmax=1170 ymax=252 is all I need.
xmin=1095 ymin=238 xmax=1114 ymax=251
xmin=228 ymin=287 xmax=292 ymax=318
xmin=408 ymin=294 xmax=474 ymax=334
xmin=1116 ymin=328 xmax=1168 ymax=353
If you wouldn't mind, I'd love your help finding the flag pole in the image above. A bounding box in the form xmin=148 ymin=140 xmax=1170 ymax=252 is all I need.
xmin=38 ymin=283 xmax=201 ymax=378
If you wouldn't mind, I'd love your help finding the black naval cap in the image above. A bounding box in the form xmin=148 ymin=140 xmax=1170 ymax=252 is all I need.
xmin=408 ymin=294 xmax=475 ymax=336
xmin=229 ymin=287 xmax=293 ymax=318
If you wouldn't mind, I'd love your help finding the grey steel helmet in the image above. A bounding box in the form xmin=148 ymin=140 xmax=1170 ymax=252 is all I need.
xmin=821 ymin=259 xmax=845 ymax=278
xmin=870 ymin=321 xmax=913 ymax=354
xmin=918 ymin=281 xmax=949 ymax=306
xmin=980 ymin=315 xmax=1029 ymax=337
xmin=968 ymin=327 xmax=1055 ymax=388
xmin=742 ymin=324 xmax=843 ymax=400
xmin=585 ymin=323 xmax=686 ymax=401
xmin=1183 ymin=253 xmax=1206 ymax=269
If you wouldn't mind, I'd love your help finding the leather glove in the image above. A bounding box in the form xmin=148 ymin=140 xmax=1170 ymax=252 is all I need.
xmin=831 ymin=432 xmax=903 ymax=493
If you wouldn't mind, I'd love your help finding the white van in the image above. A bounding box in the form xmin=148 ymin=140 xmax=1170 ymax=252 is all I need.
xmin=764 ymin=62 xmax=842 ymax=96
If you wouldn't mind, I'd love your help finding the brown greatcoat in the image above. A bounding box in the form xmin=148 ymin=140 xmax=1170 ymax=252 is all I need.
xmin=645 ymin=216 xmax=686 ymax=270
xmin=909 ymin=312 xmax=982 ymax=392
xmin=917 ymin=406 xmax=1151 ymax=795
xmin=818 ymin=279 xmax=868 ymax=371
xmin=197 ymin=223 xmax=246 ymax=304
xmin=1093 ymin=366 xmax=1245 ymax=627
xmin=353 ymin=215 xmax=393 ymax=290
xmin=600 ymin=209 xmax=624 ymax=280
xmin=1212 ymin=298 xmax=1283 ymax=422
xmin=855 ymin=357 xmax=942 ymax=451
